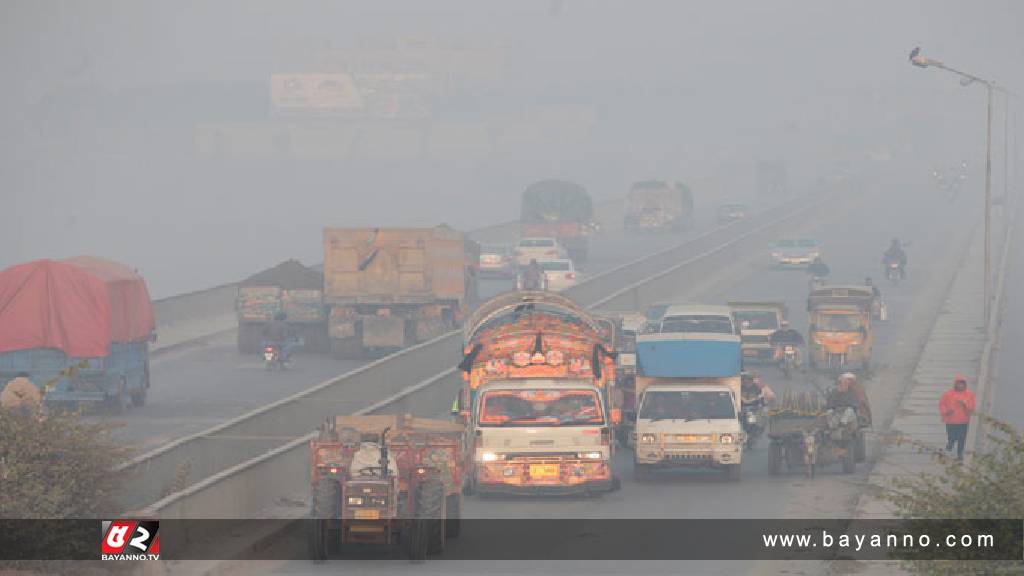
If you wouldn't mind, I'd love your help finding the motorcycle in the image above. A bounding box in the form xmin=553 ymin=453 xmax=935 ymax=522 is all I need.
xmin=778 ymin=345 xmax=798 ymax=379
xmin=740 ymin=398 xmax=765 ymax=448
xmin=885 ymin=260 xmax=903 ymax=284
xmin=263 ymin=343 xmax=287 ymax=371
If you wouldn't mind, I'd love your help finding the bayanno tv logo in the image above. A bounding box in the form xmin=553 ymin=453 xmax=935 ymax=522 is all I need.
xmin=101 ymin=520 xmax=161 ymax=560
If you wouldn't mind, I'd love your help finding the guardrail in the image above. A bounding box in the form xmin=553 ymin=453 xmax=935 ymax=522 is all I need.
xmin=125 ymin=183 xmax=848 ymax=516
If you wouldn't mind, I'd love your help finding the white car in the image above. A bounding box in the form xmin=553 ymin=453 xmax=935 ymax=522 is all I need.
xmin=514 ymin=237 xmax=567 ymax=267
xmin=517 ymin=259 xmax=579 ymax=292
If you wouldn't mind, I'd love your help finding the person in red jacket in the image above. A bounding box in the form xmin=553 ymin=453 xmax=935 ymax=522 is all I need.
xmin=939 ymin=374 xmax=976 ymax=461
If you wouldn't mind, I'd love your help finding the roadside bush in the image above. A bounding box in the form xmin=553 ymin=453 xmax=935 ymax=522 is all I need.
xmin=882 ymin=414 xmax=1024 ymax=575
xmin=0 ymin=407 xmax=131 ymax=574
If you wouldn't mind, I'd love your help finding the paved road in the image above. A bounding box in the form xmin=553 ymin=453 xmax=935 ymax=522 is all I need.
xmin=188 ymin=175 xmax=981 ymax=575
xmin=111 ymin=212 xmax=720 ymax=453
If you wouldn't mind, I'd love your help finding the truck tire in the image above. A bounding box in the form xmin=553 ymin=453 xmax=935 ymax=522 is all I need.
xmin=311 ymin=478 xmax=339 ymax=561
xmin=109 ymin=378 xmax=129 ymax=415
xmin=445 ymin=494 xmax=461 ymax=538
xmin=633 ymin=463 xmax=651 ymax=481
xmin=418 ymin=478 xmax=446 ymax=555
xmin=769 ymin=442 xmax=783 ymax=476
xmin=131 ymin=366 xmax=150 ymax=407
xmin=723 ymin=463 xmax=741 ymax=481
xmin=842 ymin=439 xmax=856 ymax=474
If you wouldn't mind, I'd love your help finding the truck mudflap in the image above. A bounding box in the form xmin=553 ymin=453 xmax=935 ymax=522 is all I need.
xmin=475 ymin=457 xmax=612 ymax=494
xmin=362 ymin=315 xmax=407 ymax=349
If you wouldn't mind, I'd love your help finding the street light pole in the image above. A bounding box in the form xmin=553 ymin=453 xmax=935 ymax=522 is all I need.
xmin=984 ymin=83 xmax=992 ymax=323
xmin=907 ymin=47 xmax=1006 ymax=326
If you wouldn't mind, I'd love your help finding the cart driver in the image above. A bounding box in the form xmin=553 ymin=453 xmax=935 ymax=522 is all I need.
xmin=827 ymin=373 xmax=872 ymax=428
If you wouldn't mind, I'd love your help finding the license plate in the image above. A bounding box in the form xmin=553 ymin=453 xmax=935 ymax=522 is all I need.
xmin=264 ymin=353 xmax=274 ymax=361
xmin=619 ymin=353 xmax=636 ymax=366
xmin=528 ymin=464 xmax=560 ymax=479
xmin=354 ymin=509 xmax=380 ymax=520
xmin=677 ymin=435 xmax=710 ymax=442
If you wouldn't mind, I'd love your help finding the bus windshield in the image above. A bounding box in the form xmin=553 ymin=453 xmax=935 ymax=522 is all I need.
xmin=478 ymin=389 xmax=604 ymax=427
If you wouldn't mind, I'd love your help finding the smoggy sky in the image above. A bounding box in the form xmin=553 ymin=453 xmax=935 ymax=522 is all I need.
xmin=2 ymin=0 xmax=1021 ymax=297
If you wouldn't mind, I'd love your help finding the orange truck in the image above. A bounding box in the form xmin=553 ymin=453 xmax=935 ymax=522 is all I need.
xmin=323 ymin=226 xmax=479 ymax=358
xmin=454 ymin=291 xmax=621 ymax=495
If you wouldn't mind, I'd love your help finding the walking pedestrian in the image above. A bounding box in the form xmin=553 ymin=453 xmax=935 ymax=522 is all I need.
xmin=939 ymin=374 xmax=976 ymax=461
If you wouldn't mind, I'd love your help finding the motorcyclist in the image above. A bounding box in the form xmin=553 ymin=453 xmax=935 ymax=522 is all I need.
xmin=826 ymin=372 xmax=872 ymax=428
xmin=521 ymin=259 xmax=544 ymax=290
xmin=740 ymin=371 xmax=776 ymax=406
xmin=883 ymin=238 xmax=907 ymax=278
xmin=262 ymin=311 xmax=296 ymax=361
xmin=806 ymin=257 xmax=830 ymax=287
xmin=769 ymin=320 xmax=804 ymax=362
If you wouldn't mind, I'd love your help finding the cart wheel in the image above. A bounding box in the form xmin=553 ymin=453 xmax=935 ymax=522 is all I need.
xmin=842 ymin=438 xmax=856 ymax=474
xmin=854 ymin=434 xmax=866 ymax=463
xmin=769 ymin=442 xmax=782 ymax=475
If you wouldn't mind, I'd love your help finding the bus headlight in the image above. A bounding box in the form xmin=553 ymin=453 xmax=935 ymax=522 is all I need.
xmin=720 ymin=434 xmax=735 ymax=444
xmin=640 ymin=434 xmax=657 ymax=444
xmin=480 ymin=452 xmax=500 ymax=462
xmin=577 ymin=452 xmax=603 ymax=460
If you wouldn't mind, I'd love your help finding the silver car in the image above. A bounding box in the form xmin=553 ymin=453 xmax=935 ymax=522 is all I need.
xmin=770 ymin=238 xmax=822 ymax=268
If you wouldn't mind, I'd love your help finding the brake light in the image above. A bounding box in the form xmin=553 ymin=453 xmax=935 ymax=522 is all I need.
xmin=565 ymin=272 xmax=576 ymax=280
xmin=265 ymin=346 xmax=274 ymax=353
xmin=546 ymin=250 xmax=557 ymax=255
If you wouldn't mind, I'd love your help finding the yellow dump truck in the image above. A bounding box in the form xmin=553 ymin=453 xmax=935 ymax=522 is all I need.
xmin=323 ymin=226 xmax=479 ymax=357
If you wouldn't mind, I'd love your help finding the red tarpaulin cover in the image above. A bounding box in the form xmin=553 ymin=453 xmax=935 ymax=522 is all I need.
xmin=0 ymin=257 xmax=156 ymax=357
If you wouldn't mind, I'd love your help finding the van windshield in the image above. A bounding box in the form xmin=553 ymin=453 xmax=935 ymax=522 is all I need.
xmin=639 ymin=390 xmax=736 ymax=421
xmin=734 ymin=310 xmax=779 ymax=330
xmin=478 ymin=389 xmax=604 ymax=427
xmin=661 ymin=315 xmax=734 ymax=334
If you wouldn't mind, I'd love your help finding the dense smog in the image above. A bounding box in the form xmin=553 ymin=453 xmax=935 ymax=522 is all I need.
xmin=0 ymin=1 xmax=1022 ymax=575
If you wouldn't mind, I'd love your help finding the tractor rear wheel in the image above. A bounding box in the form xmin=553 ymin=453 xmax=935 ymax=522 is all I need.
xmin=418 ymin=478 xmax=446 ymax=555
xmin=310 ymin=479 xmax=339 ymax=561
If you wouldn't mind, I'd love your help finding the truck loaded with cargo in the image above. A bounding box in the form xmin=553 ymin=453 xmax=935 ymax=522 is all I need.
xmin=236 ymin=259 xmax=328 ymax=354
xmin=631 ymin=305 xmax=744 ymax=481
xmin=323 ymin=226 xmax=479 ymax=358
xmin=520 ymin=179 xmax=595 ymax=264
xmin=0 ymin=257 xmax=156 ymax=412
xmin=455 ymin=291 xmax=621 ymax=495
xmin=623 ymin=180 xmax=694 ymax=232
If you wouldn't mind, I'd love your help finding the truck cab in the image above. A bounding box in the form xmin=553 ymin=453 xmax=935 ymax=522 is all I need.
xmin=470 ymin=379 xmax=613 ymax=494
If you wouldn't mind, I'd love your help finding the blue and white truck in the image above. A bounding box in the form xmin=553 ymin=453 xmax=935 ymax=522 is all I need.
xmin=632 ymin=304 xmax=744 ymax=481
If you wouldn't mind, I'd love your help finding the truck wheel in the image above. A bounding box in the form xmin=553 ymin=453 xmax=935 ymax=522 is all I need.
xmin=417 ymin=478 xmax=446 ymax=555
xmin=842 ymin=439 xmax=856 ymax=474
xmin=445 ymin=494 xmax=461 ymax=538
xmin=311 ymin=479 xmax=339 ymax=561
xmin=633 ymin=463 xmax=651 ymax=481
xmin=109 ymin=378 xmax=129 ymax=414
xmin=769 ymin=442 xmax=782 ymax=475
xmin=723 ymin=463 xmax=741 ymax=481
xmin=854 ymin=434 xmax=866 ymax=463
xmin=130 ymin=388 xmax=147 ymax=407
